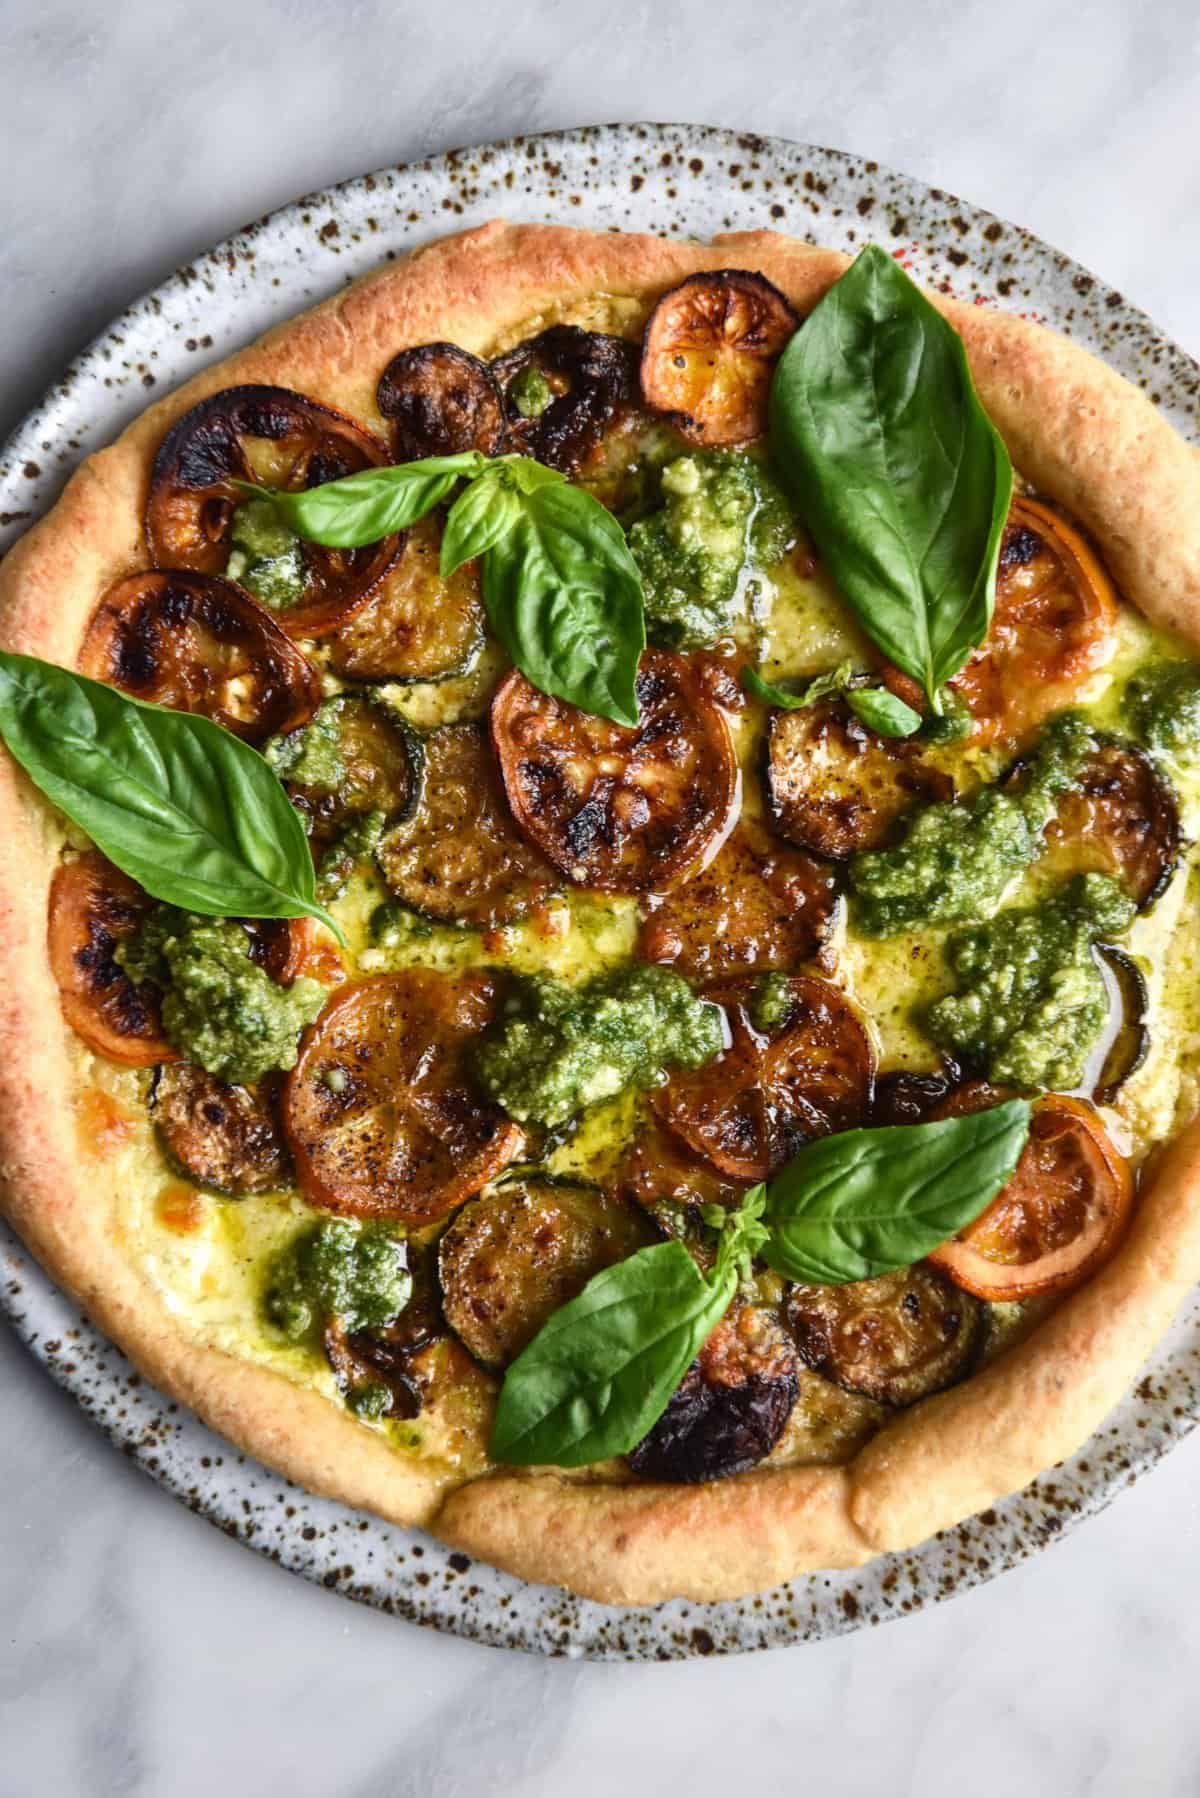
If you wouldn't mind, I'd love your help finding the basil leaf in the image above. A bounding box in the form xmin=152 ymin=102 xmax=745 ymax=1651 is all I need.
xmin=762 ymin=1099 xmax=1031 ymax=1284
xmin=240 ymin=452 xmax=489 ymax=547
xmin=0 ymin=652 xmax=339 ymax=936
xmin=846 ymin=687 xmax=922 ymax=737
xmin=769 ymin=245 xmax=1013 ymax=707
xmin=490 ymin=1239 xmax=735 ymax=1467
xmin=440 ymin=470 xmax=522 ymax=577
xmin=482 ymin=480 xmax=646 ymax=728
xmin=741 ymin=661 xmax=855 ymax=710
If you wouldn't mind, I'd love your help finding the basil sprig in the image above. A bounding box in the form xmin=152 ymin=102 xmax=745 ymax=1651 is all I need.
xmin=243 ymin=451 xmax=646 ymax=728
xmin=0 ymin=651 xmax=340 ymax=937
xmin=490 ymin=1102 xmax=1031 ymax=1467
xmin=742 ymin=661 xmax=922 ymax=738
xmin=769 ymin=244 xmax=1013 ymax=712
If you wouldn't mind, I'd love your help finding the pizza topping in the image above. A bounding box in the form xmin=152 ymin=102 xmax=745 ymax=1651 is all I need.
xmin=265 ymin=695 xmax=419 ymax=847
xmin=1091 ymin=946 xmax=1150 ymax=1104
xmin=377 ymin=342 xmax=508 ymax=461
xmin=653 ymin=975 xmax=875 ymax=1181
xmin=79 ymin=571 xmax=320 ymax=742
xmin=784 ymin=1263 xmax=983 ymax=1407
xmin=640 ymin=270 xmax=798 ymax=447
xmin=928 ymin=1091 xmax=1133 ymax=1300
xmin=325 ymin=512 xmax=486 ymax=683
xmin=262 ymin=1216 xmax=411 ymax=1341
xmin=145 ymin=384 xmax=398 ymax=636
xmin=626 ymin=1303 xmax=799 ymax=1482
xmin=438 ymin=1179 xmax=650 ymax=1369
xmin=638 ymin=821 xmax=838 ymax=982
xmin=765 ymin=698 xmax=953 ymax=860
xmin=1034 ymin=736 xmax=1180 ymax=909
xmin=491 ymin=325 xmax=640 ymax=473
xmin=48 ymin=853 xmax=177 ymax=1065
xmin=1122 ymin=660 xmax=1200 ymax=768
xmin=151 ymin=1064 xmax=291 ymax=1196
xmin=611 ymin=1122 xmax=751 ymax=1254
xmin=475 ymin=964 xmax=725 ymax=1130
xmin=375 ymin=721 xmax=557 ymax=928
xmin=490 ymin=651 xmax=740 ymax=893
xmin=284 ymin=970 xmax=523 ymax=1222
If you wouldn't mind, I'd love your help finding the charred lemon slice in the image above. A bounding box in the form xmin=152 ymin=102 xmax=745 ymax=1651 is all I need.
xmin=640 ymin=270 xmax=798 ymax=447
xmin=48 ymin=853 xmax=177 ymax=1066
xmin=491 ymin=325 xmax=640 ymax=474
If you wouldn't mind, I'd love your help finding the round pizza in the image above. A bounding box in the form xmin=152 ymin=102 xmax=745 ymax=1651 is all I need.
xmin=3 ymin=220 xmax=1200 ymax=1606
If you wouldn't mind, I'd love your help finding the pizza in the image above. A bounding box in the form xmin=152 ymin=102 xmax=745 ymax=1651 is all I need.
xmin=3 ymin=220 xmax=1200 ymax=1608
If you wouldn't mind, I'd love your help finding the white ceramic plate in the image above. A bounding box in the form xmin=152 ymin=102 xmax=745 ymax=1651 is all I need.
xmin=3 ymin=123 xmax=1199 ymax=1659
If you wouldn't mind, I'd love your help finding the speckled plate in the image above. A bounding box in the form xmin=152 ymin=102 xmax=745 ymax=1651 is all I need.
xmin=2 ymin=124 xmax=1199 ymax=1660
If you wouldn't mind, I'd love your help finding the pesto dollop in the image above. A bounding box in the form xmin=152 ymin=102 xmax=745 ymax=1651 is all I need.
xmin=118 ymin=907 xmax=326 ymax=1083
xmin=628 ymin=450 xmax=796 ymax=648
xmin=749 ymin=971 xmax=794 ymax=1033
xmin=262 ymin=1219 xmax=411 ymax=1342
xmin=1122 ymin=661 xmax=1200 ymax=766
xmin=264 ymin=696 xmax=347 ymax=791
xmin=476 ymin=964 xmax=725 ymax=1128
xmin=927 ymin=873 xmax=1137 ymax=1090
xmin=509 ymin=364 xmax=553 ymax=418
xmin=848 ymin=712 xmax=1095 ymax=936
xmin=226 ymin=498 xmax=308 ymax=610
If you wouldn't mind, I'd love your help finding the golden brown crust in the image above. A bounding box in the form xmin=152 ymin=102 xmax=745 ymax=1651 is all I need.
xmin=3 ymin=220 xmax=1200 ymax=1606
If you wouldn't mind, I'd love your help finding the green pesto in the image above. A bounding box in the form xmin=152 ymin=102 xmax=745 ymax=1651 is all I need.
xmin=749 ymin=971 xmax=795 ymax=1033
xmin=264 ymin=697 xmax=347 ymax=792
xmin=921 ymin=686 xmax=974 ymax=743
xmin=509 ymin=364 xmax=553 ymax=419
xmin=368 ymin=897 xmax=436 ymax=945
xmin=476 ymin=963 xmax=724 ymax=1129
xmin=1122 ymin=661 xmax=1200 ymax=766
xmin=118 ymin=907 xmax=326 ymax=1083
xmin=628 ymin=450 xmax=796 ymax=648
xmin=262 ymin=1219 xmax=411 ymax=1342
xmin=927 ymin=873 xmax=1137 ymax=1090
xmin=848 ymin=712 xmax=1095 ymax=936
xmin=317 ymin=809 xmax=387 ymax=902
xmin=226 ymin=498 xmax=308 ymax=610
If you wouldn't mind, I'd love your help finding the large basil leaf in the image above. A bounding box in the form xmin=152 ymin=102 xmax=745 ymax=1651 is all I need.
xmin=0 ymin=652 xmax=338 ymax=933
xmin=762 ymin=1099 xmax=1031 ymax=1284
xmin=241 ymin=452 xmax=489 ymax=546
xmin=769 ymin=245 xmax=1013 ymax=708
xmin=481 ymin=479 xmax=646 ymax=728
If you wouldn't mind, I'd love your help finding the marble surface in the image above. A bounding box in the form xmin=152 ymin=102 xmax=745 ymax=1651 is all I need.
xmin=3 ymin=1 xmax=1200 ymax=1791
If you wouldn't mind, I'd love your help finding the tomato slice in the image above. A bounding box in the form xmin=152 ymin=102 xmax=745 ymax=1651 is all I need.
xmin=152 ymin=1064 xmax=291 ymax=1196
xmin=490 ymin=650 xmax=740 ymax=893
xmin=638 ymin=820 xmax=838 ymax=982
xmin=928 ymin=1090 xmax=1133 ymax=1300
xmin=325 ymin=513 xmax=486 ymax=683
xmin=1038 ymin=736 xmax=1180 ymax=908
xmin=784 ymin=1264 xmax=983 ymax=1407
xmin=48 ymin=853 xmax=176 ymax=1066
xmin=640 ymin=271 xmax=798 ymax=447
xmin=653 ymin=974 xmax=875 ymax=1181
xmin=79 ymin=570 xmax=321 ymax=742
xmin=377 ymin=342 xmax=508 ymax=462
xmin=491 ymin=326 xmax=641 ymax=473
xmin=283 ymin=971 xmax=523 ymax=1223
xmin=145 ymin=384 xmax=399 ymax=637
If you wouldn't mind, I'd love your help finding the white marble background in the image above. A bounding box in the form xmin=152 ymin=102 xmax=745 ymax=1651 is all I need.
xmin=3 ymin=2 xmax=1200 ymax=1792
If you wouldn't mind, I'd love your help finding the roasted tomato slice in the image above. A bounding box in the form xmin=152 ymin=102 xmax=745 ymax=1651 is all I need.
xmin=152 ymin=1064 xmax=291 ymax=1196
xmin=325 ymin=513 xmax=486 ymax=683
xmin=78 ymin=570 xmax=320 ymax=742
xmin=48 ymin=853 xmax=176 ymax=1066
xmin=376 ymin=722 xmax=558 ymax=927
xmin=784 ymin=1264 xmax=983 ymax=1407
xmin=653 ymin=975 xmax=875 ymax=1181
xmin=610 ymin=1123 xmax=751 ymax=1259
xmin=885 ymin=496 xmax=1119 ymax=747
xmin=438 ymin=1179 xmax=650 ymax=1369
xmin=765 ymin=699 xmax=953 ymax=860
xmin=640 ymin=270 xmax=798 ymax=447
xmin=377 ymin=342 xmax=508 ymax=461
xmin=283 ymin=970 xmax=523 ymax=1223
xmin=491 ymin=326 xmax=640 ymax=474
xmin=626 ymin=1304 xmax=799 ymax=1483
xmin=638 ymin=820 xmax=838 ymax=981
xmin=491 ymin=651 xmax=740 ymax=894
xmin=145 ymin=384 xmax=398 ymax=637
xmin=928 ymin=1090 xmax=1134 ymax=1300
xmin=1037 ymin=736 xmax=1180 ymax=909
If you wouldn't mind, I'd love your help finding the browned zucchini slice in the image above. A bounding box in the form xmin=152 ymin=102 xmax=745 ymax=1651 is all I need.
xmin=279 ymin=696 xmax=419 ymax=846
xmin=1091 ymin=946 xmax=1150 ymax=1105
xmin=784 ymin=1264 xmax=984 ymax=1407
xmin=490 ymin=651 xmax=740 ymax=894
xmin=325 ymin=512 xmax=486 ymax=683
xmin=639 ymin=819 xmax=839 ymax=981
xmin=653 ymin=975 xmax=875 ymax=1181
xmin=79 ymin=571 xmax=321 ymax=742
xmin=640 ymin=271 xmax=798 ymax=447
xmin=626 ymin=1304 xmax=798 ymax=1482
xmin=322 ymin=1245 xmax=446 ymax=1419
xmin=152 ymin=1064 xmax=291 ymax=1196
xmin=438 ymin=1179 xmax=650 ymax=1369
xmin=491 ymin=326 xmax=640 ymax=473
xmin=377 ymin=342 xmax=507 ymax=461
xmin=48 ymin=853 xmax=176 ymax=1066
xmin=872 ymin=1060 xmax=963 ymax=1126
xmin=1039 ymin=736 xmax=1180 ymax=908
xmin=283 ymin=970 xmax=523 ymax=1223
xmin=765 ymin=699 xmax=953 ymax=860
xmin=376 ymin=722 xmax=557 ymax=928
xmin=145 ymin=384 xmax=398 ymax=637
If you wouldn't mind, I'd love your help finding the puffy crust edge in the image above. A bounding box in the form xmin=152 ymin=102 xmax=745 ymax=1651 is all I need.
xmin=2 ymin=219 xmax=1200 ymax=1606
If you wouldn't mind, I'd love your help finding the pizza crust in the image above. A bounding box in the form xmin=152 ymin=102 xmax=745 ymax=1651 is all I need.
xmin=3 ymin=220 xmax=1200 ymax=1605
